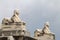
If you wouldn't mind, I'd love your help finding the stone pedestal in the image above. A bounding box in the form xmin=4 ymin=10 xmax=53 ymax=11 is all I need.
xmin=34 ymin=33 xmax=55 ymax=40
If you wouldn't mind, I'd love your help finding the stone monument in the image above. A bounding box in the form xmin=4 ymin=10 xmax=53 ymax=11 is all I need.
xmin=1 ymin=9 xmax=30 ymax=37
xmin=2 ymin=9 xmax=22 ymax=25
xmin=34 ymin=22 xmax=55 ymax=40
xmin=0 ymin=9 xmax=55 ymax=40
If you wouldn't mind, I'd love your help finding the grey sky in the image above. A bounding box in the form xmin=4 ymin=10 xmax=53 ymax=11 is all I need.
xmin=0 ymin=0 xmax=60 ymax=40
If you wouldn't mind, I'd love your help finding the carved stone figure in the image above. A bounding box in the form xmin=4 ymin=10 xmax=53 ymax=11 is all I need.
xmin=34 ymin=22 xmax=52 ymax=37
xmin=2 ymin=9 xmax=21 ymax=25
xmin=11 ymin=9 xmax=21 ymax=23
xmin=2 ymin=18 xmax=12 ymax=25
xmin=34 ymin=22 xmax=55 ymax=40
xmin=42 ymin=22 xmax=51 ymax=34
xmin=34 ymin=29 xmax=43 ymax=37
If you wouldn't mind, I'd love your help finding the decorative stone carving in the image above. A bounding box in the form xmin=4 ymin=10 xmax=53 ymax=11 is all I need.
xmin=0 ymin=9 xmax=55 ymax=40
xmin=8 ymin=36 xmax=14 ymax=40
xmin=2 ymin=9 xmax=22 ymax=25
xmin=34 ymin=22 xmax=54 ymax=37
xmin=1 ymin=9 xmax=28 ymax=37
xmin=42 ymin=22 xmax=51 ymax=34
xmin=34 ymin=29 xmax=43 ymax=37
xmin=2 ymin=18 xmax=12 ymax=25
xmin=11 ymin=9 xmax=21 ymax=23
xmin=34 ymin=22 xmax=55 ymax=40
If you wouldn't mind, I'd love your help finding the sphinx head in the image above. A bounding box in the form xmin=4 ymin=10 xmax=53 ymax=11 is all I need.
xmin=14 ymin=9 xmax=20 ymax=15
xmin=44 ymin=21 xmax=50 ymax=28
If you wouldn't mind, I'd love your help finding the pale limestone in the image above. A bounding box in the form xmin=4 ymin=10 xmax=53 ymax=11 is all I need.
xmin=34 ymin=22 xmax=55 ymax=40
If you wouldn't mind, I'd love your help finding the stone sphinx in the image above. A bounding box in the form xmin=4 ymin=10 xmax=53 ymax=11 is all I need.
xmin=34 ymin=22 xmax=52 ymax=37
xmin=11 ymin=9 xmax=21 ymax=23
xmin=2 ymin=9 xmax=22 ymax=25
xmin=42 ymin=22 xmax=51 ymax=34
xmin=34 ymin=22 xmax=55 ymax=40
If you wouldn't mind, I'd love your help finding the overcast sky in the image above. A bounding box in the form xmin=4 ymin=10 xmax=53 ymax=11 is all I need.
xmin=0 ymin=0 xmax=60 ymax=40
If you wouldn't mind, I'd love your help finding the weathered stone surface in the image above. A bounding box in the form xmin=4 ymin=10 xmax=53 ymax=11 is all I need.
xmin=0 ymin=9 xmax=30 ymax=37
xmin=2 ymin=9 xmax=22 ymax=25
xmin=42 ymin=22 xmax=51 ymax=34
xmin=0 ymin=36 xmax=8 ymax=40
xmin=34 ymin=22 xmax=55 ymax=40
xmin=0 ymin=10 xmax=55 ymax=40
xmin=34 ymin=33 xmax=55 ymax=40
xmin=11 ymin=9 xmax=21 ymax=23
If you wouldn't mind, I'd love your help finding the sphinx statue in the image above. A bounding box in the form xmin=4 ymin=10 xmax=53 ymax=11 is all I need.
xmin=11 ymin=9 xmax=21 ymax=23
xmin=2 ymin=9 xmax=21 ymax=25
xmin=34 ymin=22 xmax=51 ymax=37
xmin=42 ymin=22 xmax=51 ymax=34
